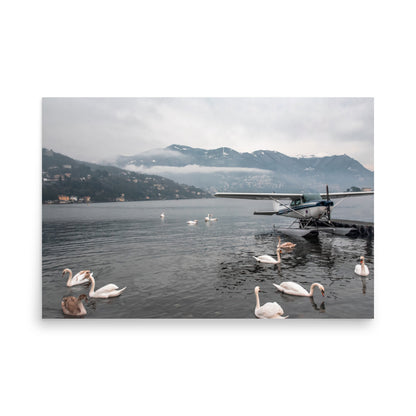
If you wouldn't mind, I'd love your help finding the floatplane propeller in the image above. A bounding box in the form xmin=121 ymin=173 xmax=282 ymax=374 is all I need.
xmin=215 ymin=185 xmax=374 ymax=237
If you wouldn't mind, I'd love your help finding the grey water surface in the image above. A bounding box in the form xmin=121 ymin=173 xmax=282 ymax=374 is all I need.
xmin=42 ymin=196 xmax=374 ymax=319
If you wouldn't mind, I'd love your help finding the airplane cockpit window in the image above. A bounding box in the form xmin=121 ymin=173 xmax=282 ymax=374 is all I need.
xmin=290 ymin=199 xmax=302 ymax=207
xmin=303 ymin=193 xmax=322 ymax=202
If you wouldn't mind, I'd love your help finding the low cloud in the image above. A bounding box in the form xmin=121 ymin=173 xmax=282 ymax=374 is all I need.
xmin=124 ymin=163 xmax=272 ymax=175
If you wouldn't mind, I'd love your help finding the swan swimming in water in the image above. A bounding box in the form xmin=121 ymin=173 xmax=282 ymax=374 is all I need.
xmin=187 ymin=220 xmax=198 ymax=225
xmin=355 ymin=256 xmax=370 ymax=276
xmin=160 ymin=212 xmax=165 ymax=218
xmin=62 ymin=268 xmax=91 ymax=287
xmin=277 ymin=236 xmax=296 ymax=249
xmin=254 ymin=286 xmax=287 ymax=319
xmin=205 ymin=214 xmax=218 ymax=222
xmin=61 ymin=294 xmax=88 ymax=317
xmin=273 ymin=282 xmax=325 ymax=297
xmin=87 ymin=273 xmax=126 ymax=298
xmin=253 ymin=248 xmax=282 ymax=264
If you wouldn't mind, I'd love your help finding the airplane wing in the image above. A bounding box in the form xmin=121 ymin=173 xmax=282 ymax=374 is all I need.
xmin=215 ymin=191 xmax=374 ymax=200
xmin=323 ymin=191 xmax=374 ymax=199
xmin=214 ymin=192 xmax=303 ymax=200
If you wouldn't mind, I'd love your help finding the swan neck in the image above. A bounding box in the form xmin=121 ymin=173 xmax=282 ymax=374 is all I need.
xmin=66 ymin=269 xmax=73 ymax=286
xmin=309 ymin=283 xmax=319 ymax=296
xmin=88 ymin=276 xmax=96 ymax=296
xmin=255 ymin=291 xmax=260 ymax=309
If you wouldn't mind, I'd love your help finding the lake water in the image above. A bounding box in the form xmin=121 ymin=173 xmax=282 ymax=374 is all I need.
xmin=42 ymin=196 xmax=374 ymax=319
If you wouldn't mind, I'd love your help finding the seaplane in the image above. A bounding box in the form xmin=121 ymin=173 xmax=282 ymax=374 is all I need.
xmin=215 ymin=185 xmax=374 ymax=237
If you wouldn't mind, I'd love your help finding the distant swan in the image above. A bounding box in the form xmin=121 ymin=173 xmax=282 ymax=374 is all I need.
xmin=87 ymin=273 xmax=126 ymax=298
xmin=355 ymin=256 xmax=369 ymax=276
xmin=273 ymin=282 xmax=325 ymax=297
xmin=205 ymin=214 xmax=218 ymax=222
xmin=61 ymin=294 xmax=88 ymax=317
xmin=160 ymin=212 xmax=165 ymax=218
xmin=62 ymin=268 xmax=91 ymax=287
xmin=187 ymin=220 xmax=198 ymax=225
xmin=253 ymin=248 xmax=282 ymax=264
xmin=254 ymin=286 xmax=287 ymax=319
xmin=277 ymin=236 xmax=296 ymax=249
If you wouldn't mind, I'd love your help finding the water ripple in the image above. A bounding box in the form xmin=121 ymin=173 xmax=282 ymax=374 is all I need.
xmin=43 ymin=199 xmax=373 ymax=319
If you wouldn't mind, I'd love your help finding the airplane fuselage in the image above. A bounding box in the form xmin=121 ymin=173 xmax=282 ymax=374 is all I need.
xmin=255 ymin=193 xmax=334 ymax=219
xmin=275 ymin=201 xmax=332 ymax=219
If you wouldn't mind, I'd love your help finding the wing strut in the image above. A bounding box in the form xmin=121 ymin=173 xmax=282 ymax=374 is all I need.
xmin=258 ymin=198 xmax=308 ymax=218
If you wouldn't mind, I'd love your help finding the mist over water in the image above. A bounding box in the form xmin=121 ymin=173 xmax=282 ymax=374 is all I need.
xmin=42 ymin=196 xmax=373 ymax=319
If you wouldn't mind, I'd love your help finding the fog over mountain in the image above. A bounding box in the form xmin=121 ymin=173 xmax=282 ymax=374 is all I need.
xmin=114 ymin=144 xmax=374 ymax=194
xmin=43 ymin=98 xmax=374 ymax=171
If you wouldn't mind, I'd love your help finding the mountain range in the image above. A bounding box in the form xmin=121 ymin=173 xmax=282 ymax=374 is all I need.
xmin=114 ymin=144 xmax=374 ymax=193
xmin=42 ymin=148 xmax=211 ymax=203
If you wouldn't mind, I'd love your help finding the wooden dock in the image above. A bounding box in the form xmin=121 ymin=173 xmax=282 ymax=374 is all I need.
xmin=328 ymin=218 xmax=374 ymax=237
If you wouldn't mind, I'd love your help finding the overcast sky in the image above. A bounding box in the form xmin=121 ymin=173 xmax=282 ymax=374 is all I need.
xmin=42 ymin=97 xmax=374 ymax=170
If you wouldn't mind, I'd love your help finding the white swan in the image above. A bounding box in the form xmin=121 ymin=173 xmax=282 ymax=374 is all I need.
xmin=355 ymin=256 xmax=369 ymax=276
xmin=253 ymin=248 xmax=282 ymax=264
xmin=61 ymin=294 xmax=88 ymax=317
xmin=87 ymin=273 xmax=126 ymax=298
xmin=273 ymin=282 xmax=325 ymax=297
xmin=254 ymin=286 xmax=287 ymax=319
xmin=204 ymin=214 xmax=218 ymax=222
xmin=62 ymin=268 xmax=91 ymax=287
xmin=187 ymin=220 xmax=198 ymax=225
xmin=277 ymin=236 xmax=296 ymax=249
xmin=160 ymin=212 xmax=165 ymax=218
